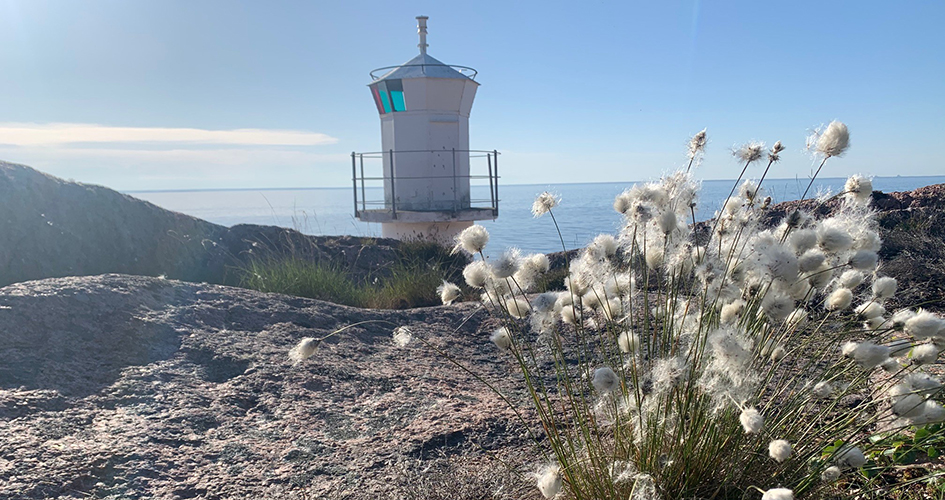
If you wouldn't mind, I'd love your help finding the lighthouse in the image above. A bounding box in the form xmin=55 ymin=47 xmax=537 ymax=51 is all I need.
xmin=352 ymin=16 xmax=499 ymax=244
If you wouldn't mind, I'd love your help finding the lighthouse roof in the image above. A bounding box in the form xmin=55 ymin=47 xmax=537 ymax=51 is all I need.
xmin=371 ymin=53 xmax=477 ymax=83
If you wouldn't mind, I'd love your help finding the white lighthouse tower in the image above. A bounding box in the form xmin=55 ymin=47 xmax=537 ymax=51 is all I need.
xmin=352 ymin=16 xmax=498 ymax=244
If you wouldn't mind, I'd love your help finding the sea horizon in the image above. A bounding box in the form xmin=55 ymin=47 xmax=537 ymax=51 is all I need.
xmin=124 ymin=174 xmax=941 ymax=194
xmin=132 ymin=175 xmax=945 ymax=254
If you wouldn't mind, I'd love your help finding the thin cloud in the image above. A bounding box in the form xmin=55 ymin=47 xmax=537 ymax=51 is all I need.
xmin=0 ymin=122 xmax=339 ymax=146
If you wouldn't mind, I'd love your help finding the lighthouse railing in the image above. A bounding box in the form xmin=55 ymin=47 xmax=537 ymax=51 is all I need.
xmin=350 ymin=149 xmax=500 ymax=219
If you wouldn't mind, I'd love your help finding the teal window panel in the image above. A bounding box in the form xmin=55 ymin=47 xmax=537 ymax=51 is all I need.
xmin=379 ymin=88 xmax=392 ymax=113
xmin=390 ymin=91 xmax=405 ymax=111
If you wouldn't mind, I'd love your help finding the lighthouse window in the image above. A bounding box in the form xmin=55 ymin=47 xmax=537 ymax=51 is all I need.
xmin=387 ymin=79 xmax=406 ymax=112
xmin=371 ymin=80 xmax=407 ymax=115
xmin=371 ymin=86 xmax=385 ymax=114
xmin=378 ymin=85 xmax=392 ymax=114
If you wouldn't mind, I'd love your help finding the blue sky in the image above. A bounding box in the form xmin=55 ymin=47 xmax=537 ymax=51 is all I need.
xmin=0 ymin=0 xmax=942 ymax=190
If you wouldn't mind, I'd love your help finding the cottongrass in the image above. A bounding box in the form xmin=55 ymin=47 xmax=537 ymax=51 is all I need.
xmin=436 ymin=280 xmax=461 ymax=305
xmin=289 ymin=337 xmax=319 ymax=365
xmin=438 ymin=121 xmax=945 ymax=499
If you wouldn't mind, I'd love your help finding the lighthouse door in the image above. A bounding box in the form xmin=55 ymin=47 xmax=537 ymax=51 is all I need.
xmin=430 ymin=121 xmax=459 ymax=211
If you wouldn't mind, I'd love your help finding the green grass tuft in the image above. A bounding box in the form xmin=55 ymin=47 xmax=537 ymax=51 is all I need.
xmin=238 ymin=238 xmax=467 ymax=309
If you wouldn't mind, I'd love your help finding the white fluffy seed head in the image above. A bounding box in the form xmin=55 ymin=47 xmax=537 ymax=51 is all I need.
xmin=561 ymin=304 xmax=581 ymax=325
xmin=601 ymin=297 xmax=623 ymax=321
xmin=455 ymin=225 xmax=489 ymax=255
xmin=872 ymin=277 xmax=898 ymax=300
xmin=855 ymin=302 xmax=886 ymax=320
xmin=821 ymin=465 xmax=841 ymax=482
xmin=786 ymin=308 xmax=809 ymax=329
xmin=905 ymin=310 xmax=945 ymax=340
xmin=881 ymin=358 xmax=902 ymax=372
xmin=788 ymin=229 xmax=818 ymax=254
xmin=836 ymin=446 xmax=867 ymax=468
xmin=892 ymin=309 xmax=917 ymax=328
xmin=845 ymin=174 xmax=873 ymax=205
xmin=905 ymin=372 xmax=942 ymax=395
xmin=769 ymin=439 xmax=793 ymax=463
xmin=812 ymin=381 xmax=833 ymax=399
xmin=841 ymin=341 xmax=858 ymax=358
xmin=852 ymin=341 xmax=891 ymax=370
xmin=462 ymin=260 xmax=489 ymax=288
xmin=531 ymin=292 xmax=559 ymax=314
xmin=910 ymin=344 xmax=939 ymax=365
xmin=720 ymin=300 xmax=746 ymax=324
xmin=437 ymin=281 xmax=462 ymax=305
xmin=849 ymin=250 xmax=879 ymax=271
xmin=645 ymin=245 xmax=664 ymax=270
xmin=826 ymin=288 xmax=853 ymax=311
xmin=839 ymin=269 xmax=865 ymax=289
xmin=815 ymin=120 xmax=850 ymax=157
xmin=818 ymin=226 xmax=855 ymax=254
xmin=865 ymin=315 xmax=888 ymax=330
xmin=893 ymin=394 xmax=927 ymax=418
xmin=688 ymin=128 xmax=708 ymax=159
xmin=491 ymin=248 xmax=521 ymax=279
xmin=506 ymin=297 xmax=531 ymax=319
xmin=391 ymin=327 xmax=413 ymax=347
xmin=535 ymin=464 xmax=563 ymax=499
xmin=532 ymin=191 xmax=560 ymax=217
xmin=589 ymin=234 xmax=618 ymax=258
xmin=734 ymin=141 xmax=765 ymax=163
xmin=618 ymin=330 xmax=640 ymax=354
xmin=911 ymin=401 xmax=945 ymax=425
xmin=289 ymin=337 xmax=320 ymax=364
xmin=740 ymin=407 xmax=764 ymax=434
xmin=490 ymin=327 xmax=512 ymax=350
xmin=592 ymin=367 xmax=620 ymax=393
xmin=798 ymin=249 xmax=826 ymax=273
xmin=788 ymin=280 xmax=814 ymax=302
xmin=515 ymin=253 xmax=551 ymax=289
xmin=762 ymin=292 xmax=794 ymax=322
xmin=658 ymin=210 xmax=678 ymax=234
xmin=723 ymin=196 xmax=744 ymax=215
xmin=762 ymin=487 xmax=794 ymax=500
xmin=856 ymin=230 xmax=882 ymax=253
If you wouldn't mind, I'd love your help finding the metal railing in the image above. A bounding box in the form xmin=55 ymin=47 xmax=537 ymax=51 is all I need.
xmin=351 ymin=149 xmax=499 ymax=219
xmin=369 ymin=64 xmax=478 ymax=81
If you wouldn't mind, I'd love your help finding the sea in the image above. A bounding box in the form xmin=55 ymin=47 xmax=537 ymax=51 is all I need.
xmin=130 ymin=176 xmax=945 ymax=255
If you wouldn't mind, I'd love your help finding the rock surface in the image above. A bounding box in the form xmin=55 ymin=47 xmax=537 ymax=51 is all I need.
xmin=680 ymin=185 xmax=945 ymax=311
xmin=0 ymin=275 xmax=539 ymax=499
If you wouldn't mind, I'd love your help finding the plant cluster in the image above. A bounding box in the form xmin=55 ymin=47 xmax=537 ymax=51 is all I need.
xmin=441 ymin=122 xmax=945 ymax=499
xmin=241 ymin=238 xmax=464 ymax=309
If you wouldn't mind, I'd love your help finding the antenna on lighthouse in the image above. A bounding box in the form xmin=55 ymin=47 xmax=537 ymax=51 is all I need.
xmin=416 ymin=16 xmax=429 ymax=55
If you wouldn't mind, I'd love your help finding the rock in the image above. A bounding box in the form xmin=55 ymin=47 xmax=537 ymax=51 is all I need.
xmin=0 ymin=161 xmax=227 ymax=287
xmin=0 ymin=275 xmax=537 ymax=499
xmin=682 ymin=185 xmax=945 ymax=311
xmin=0 ymin=161 xmax=459 ymax=291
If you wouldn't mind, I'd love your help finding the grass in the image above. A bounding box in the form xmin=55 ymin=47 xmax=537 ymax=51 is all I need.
xmin=239 ymin=238 xmax=467 ymax=309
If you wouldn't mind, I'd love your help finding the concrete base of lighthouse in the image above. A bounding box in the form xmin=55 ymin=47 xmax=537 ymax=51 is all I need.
xmin=380 ymin=220 xmax=473 ymax=246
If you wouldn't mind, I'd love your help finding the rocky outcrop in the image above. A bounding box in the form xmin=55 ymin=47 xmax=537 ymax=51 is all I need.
xmin=0 ymin=274 xmax=537 ymax=499
xmin=764 ymin=185 xmax=945 ymax=310
xmin=0 ymin=161 xmax=435 ymax=289
xmin=0 ymin=162 xmax=227 ymax=286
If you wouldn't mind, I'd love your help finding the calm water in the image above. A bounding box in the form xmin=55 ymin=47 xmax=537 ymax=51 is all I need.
xmin=131 ymin=176 xmax=945 ymax=255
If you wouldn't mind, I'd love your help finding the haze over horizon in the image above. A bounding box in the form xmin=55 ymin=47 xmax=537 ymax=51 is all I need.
xmin=1 ymin=1 xmax=942 ymax=191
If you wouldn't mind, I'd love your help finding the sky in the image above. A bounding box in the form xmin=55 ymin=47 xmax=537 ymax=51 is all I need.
xmin=0 ymin=0 xmax=942 ymax=191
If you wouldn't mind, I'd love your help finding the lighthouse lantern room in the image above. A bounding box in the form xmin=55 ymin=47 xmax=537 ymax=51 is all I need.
xmin=352 ymin=16 xmax=499 ymax=244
